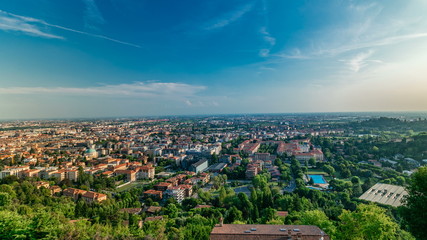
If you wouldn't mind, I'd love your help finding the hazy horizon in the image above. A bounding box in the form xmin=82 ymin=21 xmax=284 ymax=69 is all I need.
xmin=1 ymin=0 xmax=427 ymax=119
xmin=1 ymin=110 xmax=427 ymax=122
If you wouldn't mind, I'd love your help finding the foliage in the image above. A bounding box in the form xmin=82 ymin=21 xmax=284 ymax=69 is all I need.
xmin=400 ymin=166 xmax=427 ymax=240
xmin=337 ymin=204 xmax=399 ymax=240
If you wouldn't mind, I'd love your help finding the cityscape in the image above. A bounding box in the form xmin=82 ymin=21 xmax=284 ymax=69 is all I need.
xmin=0 ymin=114 xmax=426 ymax=239
xmin=1 ymin=0 xmax=427 ymax=240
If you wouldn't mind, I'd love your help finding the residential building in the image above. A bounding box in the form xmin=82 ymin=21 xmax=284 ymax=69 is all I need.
xmin=115 ymin=170 xmax=136 ymax=182
xmin=144 ymin=189 xmax=163 ymax=200
xmin=136 ymin=165 xmax=155 ymax=179
xmin=210 ymin=224 xmax=330 ymax=240
xmin=154 ymin=182 xmax=172 ymax=191
xmin=164 ymin=186 xmax=185 ymax=203
xmin=35 ymin=181 xmax=50 ymax=189
xmin=63 ymin=188 xmax=88 ymax=200
xmin=81 ymin=191 xmax=107 ymax=203
xmin=65 ymin=170 xmax=79 ymax=182
xmin=190 ymin=159 xmax=209 ymax=173
xmin=20 ymin=169 xmax=40 ymax=178
xmin=179 ymin=184 xmax=193 ymax=198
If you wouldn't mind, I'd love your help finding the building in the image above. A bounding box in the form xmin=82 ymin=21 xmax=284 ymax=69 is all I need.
xmin=52 ymin=170 xmax=66 ymax=181
xmin=63 ymin=188 xmax=107 ymax=203
xmin=199 ymin=172 xmax=211 ymax=183
xmin=84 ymin=148 xmax=98 ymax=159
xmin=246 ymin=166 xmax=258 ymax=179
xmin=190 ymin=159 xmax=209 ymax=173
xmin=115 ymin=170 xmax=136 ymax=182
xmin=179 ymin=184 xmax=193 ymax=198
xmin=34 ymin=181 xmax=50 ymax=189
xmin=119 ymin=208 xmax=143 ymax=215
xmin=359 ymin=183 xmax=408 ymax=207
xmin=165 ymin=177 xmax=179 ymax=186
xmin=144 ymin=189 xmax=163 ymax=200
xmin=65 ymin=170 xmax=79 ymax=182
xmin=0 ymin=166 xmax=30 ymax=179
xmin=210 ymin=224 xmax=330 ymax=240
xmin=208 ymin=163 xmax=228 ymax=173
xmin=136 ymin=165 xmax=155 ymax=179
xmin=238 ymin=140 xmax=261 ymax=155
xmin=294 ymin=149 xmax=324 ymax=163
xmin=144 ymin=206 xmax=162 ymax=215
xmin=164 ymin=186 xmax=185 ymax=203
xmin=154 ymin=182 xmax=172 ymax=191
xmin=63 ymin=188 xmax=88 ymax=200
xmin=81 ymin=191 xmax=107 ymax=203
xmin=50 ymin=185 xmax=62 ymax=195
xmin=20 ymin=169 xmax=40 ymax=178
xmin=251 ymin=153 xmax=275 ymax=161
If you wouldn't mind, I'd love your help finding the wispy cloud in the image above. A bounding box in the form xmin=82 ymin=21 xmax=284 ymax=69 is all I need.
xmin=315 ymin=32 xmax=427 ymax=57
xmin=340 ymin=49 xmax=377 ymax=72
xmin=260 ymin=27 xmax=276 ymax=46
xmin=203 ymin=3 xmax=254 ymax=30
xmin=82 ymin=0 xmax=105 ymax=31
xmin=277 ymin=2 xmax=427 ymax=60
xmin=278 ymin=31 xmax=427 ymax=60
xmin=0 ymin=82 xmax=206 ymax=98
xmin=0 ymin=10 xmax=141 ymax=48
xmin=258 ymin=0 xmax=276 ymax=57
xmin=0 ymin=10 xmax=63 ymax=39
xmin=259 ymin=27 xmax=276 ymax=57
xmin=276 ymin=48 xmax=310 ymax=59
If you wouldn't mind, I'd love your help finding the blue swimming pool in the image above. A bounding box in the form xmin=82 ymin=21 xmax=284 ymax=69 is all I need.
xmin=308 ymin=174 xmax=327 ymax=184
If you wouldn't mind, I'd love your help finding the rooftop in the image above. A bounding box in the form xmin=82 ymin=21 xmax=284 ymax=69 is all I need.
xmin=359 ymin=183 xmax=407 ymax=207
xmin=211 ymin=224 xmax=328 ymax=240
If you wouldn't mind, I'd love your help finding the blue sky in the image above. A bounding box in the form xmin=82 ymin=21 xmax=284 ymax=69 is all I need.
xmin=1 ymin=0 xmax=427 ymax=119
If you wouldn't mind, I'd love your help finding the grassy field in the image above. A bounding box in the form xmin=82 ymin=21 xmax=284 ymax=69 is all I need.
xmin=307 ymin=169 xmax=329 ymax=176
xmin=116 ymin=181 xmax=149 ymax=192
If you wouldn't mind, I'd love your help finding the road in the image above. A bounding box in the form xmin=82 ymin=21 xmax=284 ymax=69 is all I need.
xmin=233 ymin=186 xmax=251 ymax=196
xmin=284 ymin=179 xmax=296 ymax=192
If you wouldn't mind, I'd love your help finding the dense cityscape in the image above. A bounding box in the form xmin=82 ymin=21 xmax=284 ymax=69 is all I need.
xmin=2 ymin=0 xmax=427 ymax=239
xmin=0 ymin=114 xmax=426 ymax=239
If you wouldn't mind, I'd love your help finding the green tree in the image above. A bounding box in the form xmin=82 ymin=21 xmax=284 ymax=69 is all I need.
xmin=0 ymin=210 xmax=31 ymax=239
xmin=224 ymin=206 xmax=243 ymax=223
xmin=337 ymin=204 xmax=399 ymax=240
xmin=296 ymin=210 xmax=336 ymax=239
xmin=309 ymin=158 xmax=316 ymax=166
xmin=400 ymin=166 xmax=427 ymax=240
xmin=0 ymin=192 xmax=12 ymax=207
xmin=164 ymin=203 xmax=179 ymax=218
xmin=218 ymin=187 xmax=227 ymax=207
xmin=323 ymin=165 xmax=335 ymax=176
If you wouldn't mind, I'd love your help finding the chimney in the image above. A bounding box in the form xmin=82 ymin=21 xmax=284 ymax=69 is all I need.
xmin=219 ymin=217 xmax=223 ymax=227
xmin=288 ymin=229 xmax=292 ymax=236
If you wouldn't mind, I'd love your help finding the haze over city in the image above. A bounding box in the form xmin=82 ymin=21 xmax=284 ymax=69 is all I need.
xmin=1 ymin=0 xmax=427 ymax=119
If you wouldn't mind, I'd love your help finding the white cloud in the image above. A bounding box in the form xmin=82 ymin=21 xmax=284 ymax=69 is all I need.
xmin=341 ymin=49 xmax=375 ymax=72
xmin=276 ymin=48 xmax=310 ymax=59
xmin=185 ymin=100 xmax=193 ymax=106
xmin=259 ymin=27 xmax=276 ymax=57
xmin=258 ymin=0 xmax=276 ymax=58
xmin=315 ymin=32 xmax=427 ymax=57
xmin=259 ymin=49 xmax=270 ymax=57
xmin=0 ymin=82 xmax=206 ymax=98
xmin=276 ymin=2 xmax=427 ymax=60
xmin=0 ymin=9 xmax=141 ymax=48
xmin=83 ymin=0 xmax=105 ymax=30
xmin=204 ymin=3 xmax=254 ymax=30
xmin=260 ymin=27 xmax=276 ymax=46
xmin=0 ymin=10 xmax=63 ymax=39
